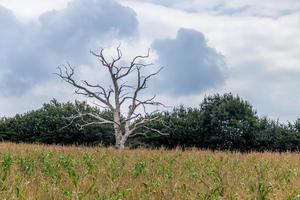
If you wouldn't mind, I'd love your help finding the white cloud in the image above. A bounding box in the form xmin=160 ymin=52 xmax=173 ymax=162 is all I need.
xmin=119 ymin=1 xmax=300 ymax=121
xmin=0 ymin=0 xmax=71 ymax=21
xmin=0 ymin=0 xmax=299 ymax=122
xmin=122 ymin=0 xmax=300 ymax=18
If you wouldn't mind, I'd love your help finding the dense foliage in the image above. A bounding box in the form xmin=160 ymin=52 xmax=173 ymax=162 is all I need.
xmin=0 ymin=99 xmax=114 ymax=145
xmin=133 ymin=93 xmax=258 ymax=150
xmin=1 ymin=94 xmax=300 ymax=151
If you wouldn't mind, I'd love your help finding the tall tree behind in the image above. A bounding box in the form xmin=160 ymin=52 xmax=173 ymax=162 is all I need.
xmin=200 ymin=93 xmax=259 ymax=150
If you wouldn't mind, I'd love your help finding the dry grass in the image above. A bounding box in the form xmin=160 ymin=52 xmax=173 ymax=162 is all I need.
xmin=0 ymin=142 xmax=299 ymax=199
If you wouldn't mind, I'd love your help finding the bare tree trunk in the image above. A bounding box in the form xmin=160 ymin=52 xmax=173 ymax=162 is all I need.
xmin=113 ymin=111 xmax=122 ymax=148
xmin=119 ymin=140 xmax=126 ymax=149
xmin=119 ymin=134 xmax=129 ymax=149
xmin=114 ymin=130 xmax=122 ymax=148
xmin=119 ymin=126 xmax=129 ymax=149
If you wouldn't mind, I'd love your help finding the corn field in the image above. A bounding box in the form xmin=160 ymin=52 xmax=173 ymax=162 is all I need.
xmin=0 ymin=143 xmax=300 ymax=199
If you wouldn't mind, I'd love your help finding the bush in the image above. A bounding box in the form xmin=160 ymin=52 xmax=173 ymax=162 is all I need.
xmin=199 ymin=93 xmax=259 ymax=150
xmin=0 ymin=99 xmax=114 ymax=145
xmin=1 ymin=94 xmax=300 ymax=152
xmin=134 ymin=93 xmax=260 ymax=151
xmin=253 ymin=118 xmax=300 ymax=151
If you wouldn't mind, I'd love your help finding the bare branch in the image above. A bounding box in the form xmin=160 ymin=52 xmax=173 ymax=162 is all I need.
xmin=117 ymin=49 xmax=151 ymax=80
xmin=56 ymin=64 xmax=114 ymax=110
xmin=60 ymin=111 xmax=116 ymax=131
xmin=111 ymin=45 xmax=122 ymax=70
xmin=129 ymin=116 xmax=160 ymax=134
xmin=143 ymin=125 xmax=169 ymax=136
xmin=57 ymin=46 xmax=166 ymax=148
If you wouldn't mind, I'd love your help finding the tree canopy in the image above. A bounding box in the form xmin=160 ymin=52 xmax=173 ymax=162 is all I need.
xmin=1 ymin=94 xmax=300 ymax=152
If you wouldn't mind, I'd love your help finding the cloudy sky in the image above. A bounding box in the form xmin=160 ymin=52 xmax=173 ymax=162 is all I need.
xmin=0 ymin=0 xmax=299 ymax=121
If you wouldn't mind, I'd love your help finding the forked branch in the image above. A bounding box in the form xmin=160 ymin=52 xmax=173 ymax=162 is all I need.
xmin=57 ymin=46 xmax=166 ymax=149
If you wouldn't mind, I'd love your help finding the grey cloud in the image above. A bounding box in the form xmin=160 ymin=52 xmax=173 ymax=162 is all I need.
xmin=228 ymin=64 xmax=300 ymax=122
xmin=0 ymin=7 xmax=22 ymax=63
xmin=152 ymin=28 xmax=226 ymax=95
xmin=0 ymin=0 xmax=138 ymax=96
xmin=128 ymin=0 xmax=299 ymax=18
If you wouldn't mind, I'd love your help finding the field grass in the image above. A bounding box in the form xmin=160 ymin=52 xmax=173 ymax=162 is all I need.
xmin=0 ymin=143 xmax=299 ymax=199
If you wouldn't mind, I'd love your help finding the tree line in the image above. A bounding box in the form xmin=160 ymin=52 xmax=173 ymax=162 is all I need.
xmin=1 ymin=93 xmax=300 ymax=152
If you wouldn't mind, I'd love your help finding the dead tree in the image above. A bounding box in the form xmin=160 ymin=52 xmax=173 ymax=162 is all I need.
xmin=56 ymin=47 xmax=165 ymax=149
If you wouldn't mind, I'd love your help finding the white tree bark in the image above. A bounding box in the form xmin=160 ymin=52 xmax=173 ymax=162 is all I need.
xmin=57 ymin=46 xmax=166 ymax=149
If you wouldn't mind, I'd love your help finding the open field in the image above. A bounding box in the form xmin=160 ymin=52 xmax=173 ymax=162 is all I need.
xmin=0 ymin=143 xmax=299 ymax=199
